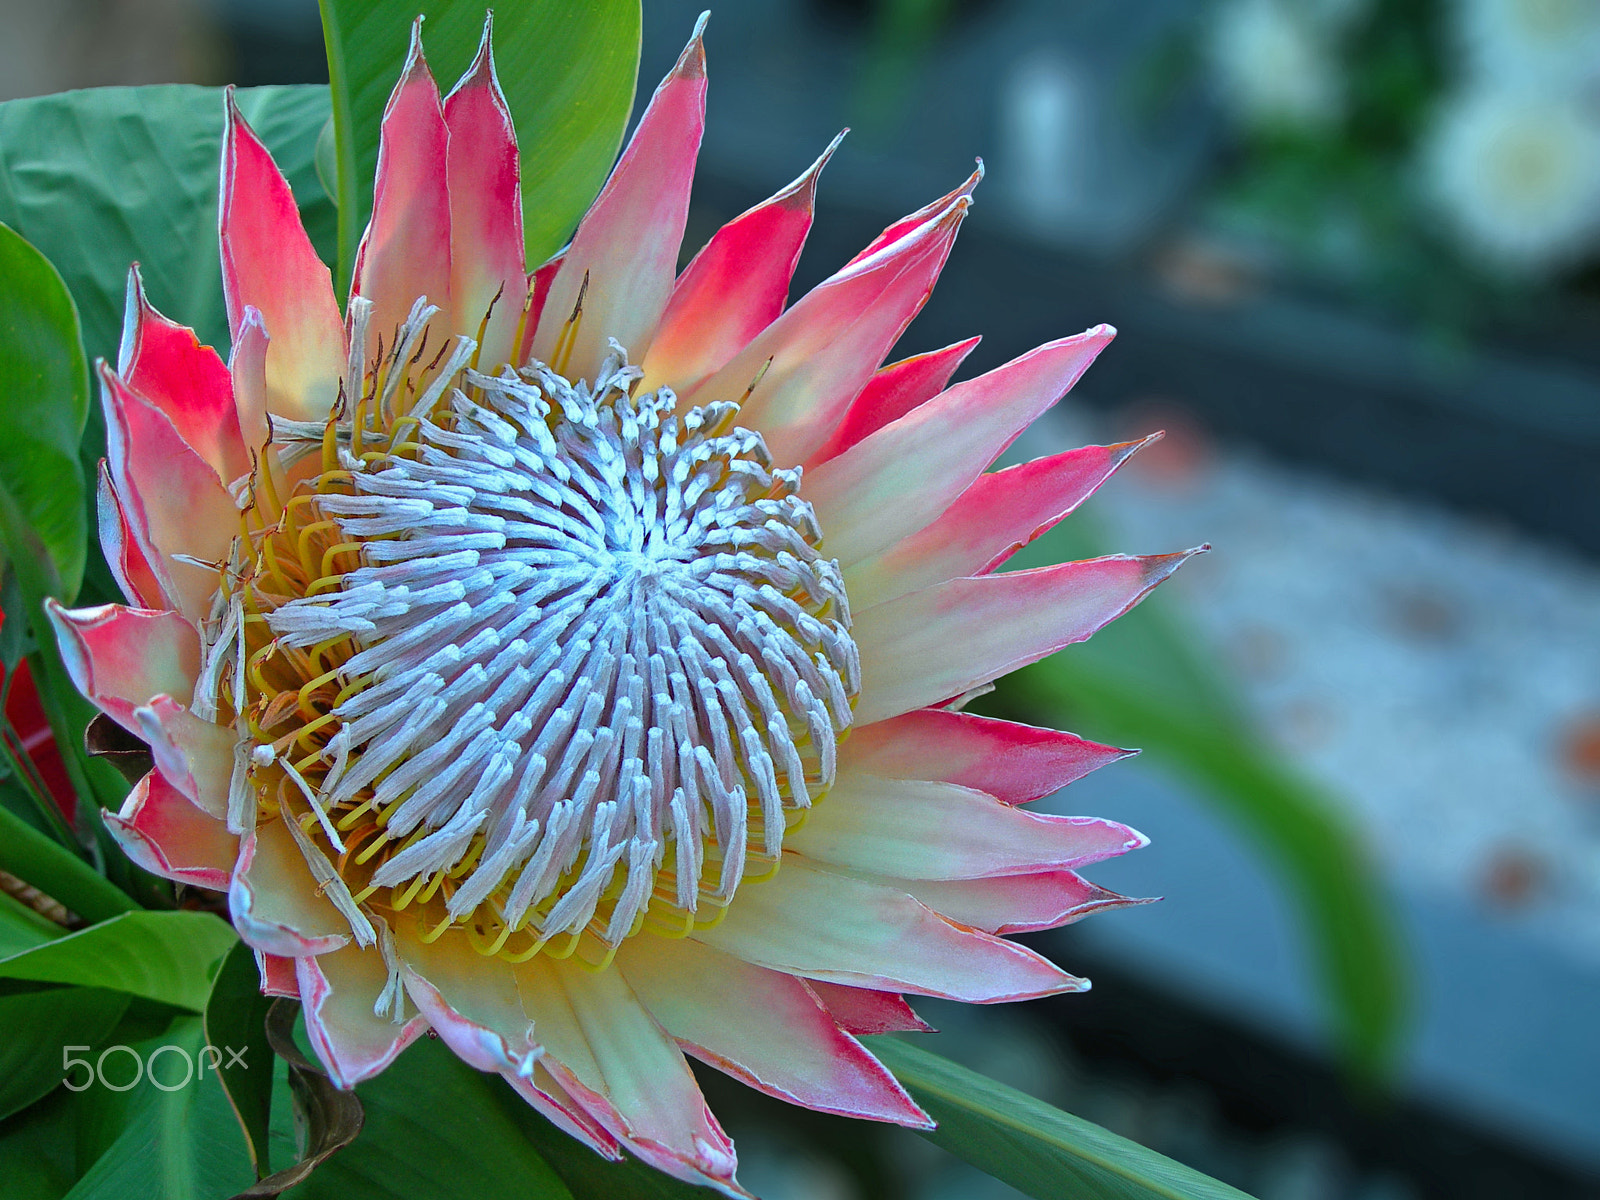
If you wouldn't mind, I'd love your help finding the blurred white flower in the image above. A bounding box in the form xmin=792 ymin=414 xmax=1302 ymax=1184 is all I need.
xmin=1422 ymin=84 xmax=1600 ymax=272
xmin=1208 ymin=0 xmax=1346 ymax=132
xmin=1456 ymin=0 xmax=1600 ymax=93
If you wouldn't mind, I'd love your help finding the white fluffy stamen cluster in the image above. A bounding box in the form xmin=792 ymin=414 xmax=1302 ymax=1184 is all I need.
xmin=265 ymin=344 xmax=857 ymax=946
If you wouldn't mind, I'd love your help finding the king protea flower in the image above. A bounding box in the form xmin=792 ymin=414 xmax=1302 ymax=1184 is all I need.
xmin=48 ymin=14 xmax=1196 ymax=1194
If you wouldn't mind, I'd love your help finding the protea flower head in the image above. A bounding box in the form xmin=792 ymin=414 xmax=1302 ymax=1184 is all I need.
xmin=49 ymin=13 xmax=1197 ymax=1194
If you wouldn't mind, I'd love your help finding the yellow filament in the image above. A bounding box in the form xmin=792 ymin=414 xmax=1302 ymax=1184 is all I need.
xmin=390 ymin=873 xmax=428 ymax=911
xmin=319 ymin=541 xmax=364 ymax=582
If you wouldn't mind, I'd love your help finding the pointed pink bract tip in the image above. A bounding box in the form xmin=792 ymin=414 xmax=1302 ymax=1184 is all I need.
xmin=676 ymin=11 xmax=711 ymax=79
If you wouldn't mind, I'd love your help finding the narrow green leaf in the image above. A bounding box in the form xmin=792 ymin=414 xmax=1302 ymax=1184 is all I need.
xmin=0 ymin=987 xmax=129 ymax=1122
xmin=0 ymin=796 xmax=136 ymax=925
xmin=0 ymin=887 xmax=66 ymax=956
xmin=317 ymin=0 xmax=641 ymax=288
xmin=997 ymin=518 xmax=1407 ymax=1078
xmin=871 ymin=1038 xmax=1256 ymax=1200
xmin=0 ymin=223 xmax=88 ymax=599
xmin=61 ymin=1015 xmax=257 ymax=1200
xmin=0 ymin=910 xmax=236 ymax=1012
xmin=288 ymin=1035 xmax=573 ymax=1200
xmin=203 ymin=942 xmax=276 ymax=1181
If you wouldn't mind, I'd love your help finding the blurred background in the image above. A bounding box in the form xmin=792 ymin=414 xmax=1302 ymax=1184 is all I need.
xmin=3 ymin=0 xmax=1599 ymax=1196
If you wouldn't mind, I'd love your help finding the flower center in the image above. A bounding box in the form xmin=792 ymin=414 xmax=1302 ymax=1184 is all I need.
xmin=204 ymin=303 xmax=857 ymax=966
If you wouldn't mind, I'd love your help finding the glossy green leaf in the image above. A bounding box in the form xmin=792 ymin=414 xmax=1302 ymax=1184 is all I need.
xmin=61 ymin=1015 xmax=256 ymax=1199
xmin=0 ymin=223 xmax=88 ymax=599
xmin=318 ymin=0 xmax=641 ymax=288
xmin=0 ymin=910 xmax=236 ymax=1013
xmin=202 ymin=942 xmax=275 ymax=1181
xmin=997 ymin=516 xmax=1406 ymax=1078
xmin=871 ymin=1038 xmax=1255 ymax=1200
xmin=0 ymin=85 xmax=333 ymax=373
xmin=0 ymin=987 xmax=129 ymax=1122
xmin=0 ymin=793 xmax=135 ymax=926
xmin=288 ymin=1035 xmax=572 ymax=1200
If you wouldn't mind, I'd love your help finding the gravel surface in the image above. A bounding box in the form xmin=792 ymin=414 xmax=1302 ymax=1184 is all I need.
xmin=1045 ymin=403 xmax=1600 ymax=968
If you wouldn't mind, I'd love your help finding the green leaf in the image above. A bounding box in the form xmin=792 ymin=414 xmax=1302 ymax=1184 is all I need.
xmin=203 ymin=942 xmax=276 ymax=1181
xmin=314 ymin=117 xmax=339 ymax=206
xmin=0 ymin=987 xmax=129 ymax=1122
xmin=288 ymin=1035 xmax=573 ymax=1200
xmin=0 ymin=887 xmax=66 ymax=956
xmin=0 ymin=1084 xmax=79 ymax=1200
xmin=870 ymin=1038 xmax=1256 ymax=1200
xmin=61 ymin=1015 xmax=257 ymax=1199
xmin=0 ymin=223 xmax=88 ymax=600
xmin=0 ymin=910 xmax=236 ymax=1012
xmin=317 ymin=0 xmax=641 ymax=289
xmin=0 ymin=794 xmax=135 ymax=925
xmin=997 ymin=517 xmax=1407 ymax=1078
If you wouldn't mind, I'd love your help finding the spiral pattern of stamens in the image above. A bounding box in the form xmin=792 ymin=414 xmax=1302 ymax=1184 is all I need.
xmin=222 ymin=339 xmax=857 ymax=965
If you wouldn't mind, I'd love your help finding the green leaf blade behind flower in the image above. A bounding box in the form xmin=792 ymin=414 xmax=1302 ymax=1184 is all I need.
xmin=870 ymin=1038 xmax=1257 ymax=1200
xmin=995 ymin=516 xmax=1407 ymax=1080
xmin=288 ymin=1035 xmax=574 ymax=1200
xmin=0 ymin=223 xmax=89 ymax=600
xmin=317 ymin=0 xmax=642 ymax=290
xmin=0 ymin=910 xmax=237 ymax=1013
xmin=0 ymin=887 xmax=67 ymax=956
xmin=0 ymin=83 xmax=335 ymax=611
xmin=0 ymin=84 xmax=334 ymax=385
xmin=0 ymin=790 xmax=136 ymax=925
xmin=202 ymin=942 xmax=277 ymax=1181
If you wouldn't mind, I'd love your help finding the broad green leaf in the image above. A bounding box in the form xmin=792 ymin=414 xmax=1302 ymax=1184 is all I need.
xmin=288 ymin=1035 xmax=573 ymax=1200
xmin=0 ymin=1083 xmax=79 ymax=1200
xmin=0 ymin=84 xmax=335 ymax=607
xmin=0 ymin=987 xmax=129 ymax=1122
xmin=62 ymin=1015 xmax=256 ymax=1200
xmin=997 ymin=517 xmax=1407 ymax=1078
xmin=870 ymin=1038 xmax=1255 ymax=1200
xmin=318 ymin=0 xmax=641 ymax=288
xmin=0 ymin=793 xmax=135 ymax=925
xmin=0 ymin=85 xmax=333 ymax=372
xmin=0 ymin=910 xmax=236 ymax=1012
xmin=203 ymin=942 xmax=276 ymax=1181
xmin=0 ymin=224 xmax=88 ymax=599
